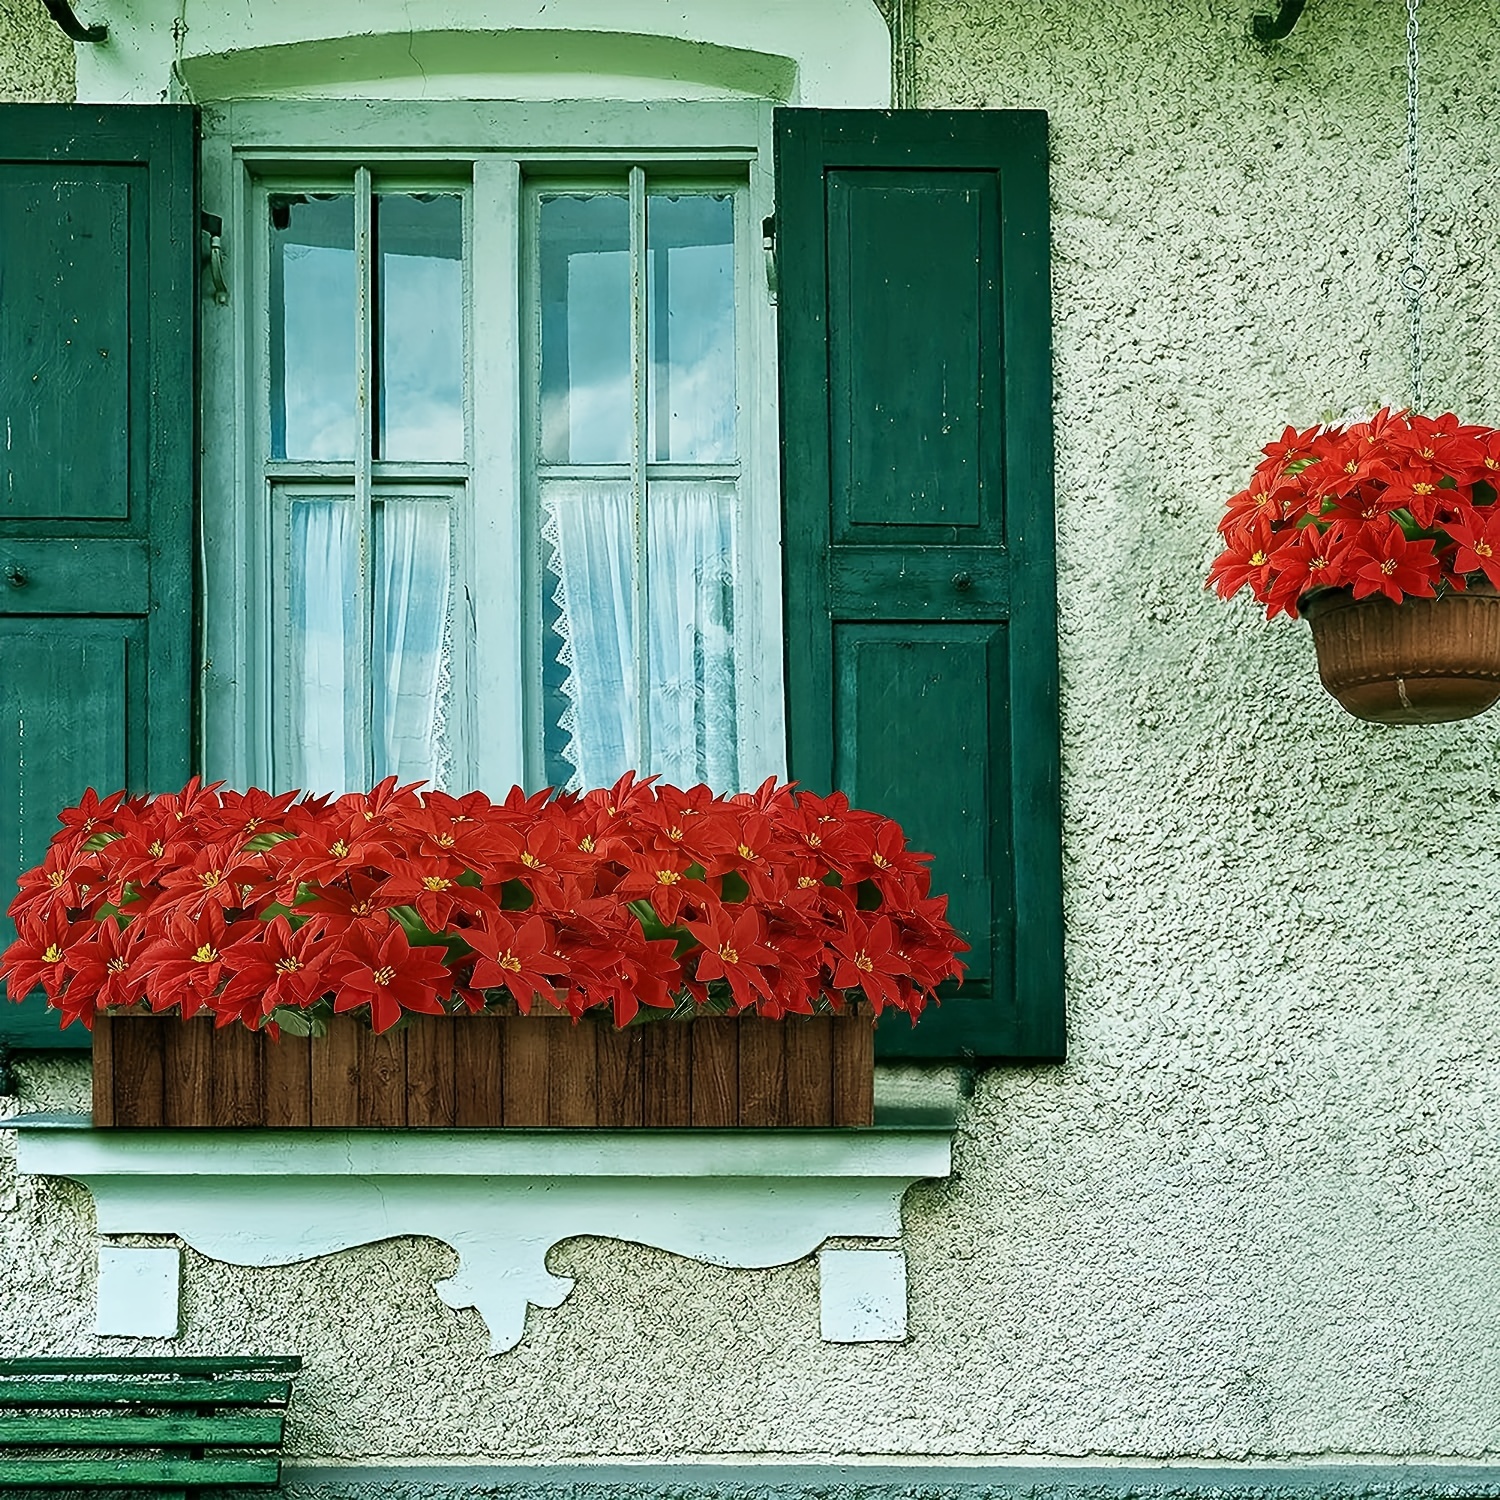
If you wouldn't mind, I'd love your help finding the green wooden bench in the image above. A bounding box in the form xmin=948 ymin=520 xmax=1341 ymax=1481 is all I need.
xmin=0 ymin=1356 xmax=300 ymax=1494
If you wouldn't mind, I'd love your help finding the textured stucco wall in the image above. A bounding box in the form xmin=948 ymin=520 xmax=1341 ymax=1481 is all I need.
xmin=0 ymin=0 xmax=73 ymax=100
xmin=6 ymin=0 xmax=1500 ymax=1474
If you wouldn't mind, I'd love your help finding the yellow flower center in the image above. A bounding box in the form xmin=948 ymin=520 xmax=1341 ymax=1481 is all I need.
xmin=200 ymin=869 xmax=222 ymax=889
xmin=1309 ymin=556 xmax=1328 ymax=569
xmin=331 ymin=839 xmax=349 ymax=858
xmin=1479 ymin=542 xmax=1494 ymax=558
xmin=1344 ymin=460 xmax=1358 ymax=474
xmin=854 ymin=952 xmax=873 ymax=973
xmin=372 ymin=965 xmax=396 ymax=986
xmin=737 ymin=843 xmax=757 ymax=860
xmin=719 ymin=945 xmax=739 ymax=965
xmin=435 ymin=833 xmax=455 ymax=848
xmin=499 ymin=953 xmax=521 ymax=973
xmin=1248 ymin=550 xmax=1269 ymax=566
xmin=42 ymin=944 xmax=63 ymax=963
xmin=1381 ymin=558 xmax=1398 ymax=575
xmin=422 ymin=876 xmax=451 ymax=891
xmin=149 ymin=840 xmax=165 ymax=857
xmin=48 ymin=870 xmax=65 ymax=888
xmin=798 ymin=875 xmax=818 ymax=888
xmin=520 ymin=852 xmax=543 ymax=868
xmin=192 ymin=944 xmax=219 ymax=964
xmin=274 ymin=956 xmax=302 ymax=974
xmin=1413 ymin=482 xmax=1435 ymax=495
xmin=579 ymin=835 xmax=596 ymax=852
xmin=106 ymin=957 xmax=127 ymax=973
xmin=656 ymin=869 xmax=681 ymax=885
xmin=872 ymin=853 xmax=891 ymax=869
xmin=666 ymin=825 xmax=684 ymax=841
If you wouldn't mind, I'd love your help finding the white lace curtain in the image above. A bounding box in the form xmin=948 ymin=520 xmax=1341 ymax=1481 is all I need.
xmin=286 ymin=496 xmax=454 ymax=795
xmin=544 ymin=480 xmax=738 ymax=791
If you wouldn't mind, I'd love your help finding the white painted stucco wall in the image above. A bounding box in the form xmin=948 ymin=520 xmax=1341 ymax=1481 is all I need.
xmin=5 ymin=0 xmax=1500 ymax=1470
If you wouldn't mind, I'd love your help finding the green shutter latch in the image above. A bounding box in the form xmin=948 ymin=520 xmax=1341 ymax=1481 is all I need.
xmin=202 ymin=214 xmax=229 ymax=305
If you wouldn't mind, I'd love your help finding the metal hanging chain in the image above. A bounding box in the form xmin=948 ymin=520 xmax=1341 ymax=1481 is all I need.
xmin=1398 ymin=0 xmax=1428 ymax=411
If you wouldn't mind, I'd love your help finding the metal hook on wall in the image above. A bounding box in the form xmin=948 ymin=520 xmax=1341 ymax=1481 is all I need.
xmin=40 ymin=0 xmax=108 ymax=43
xmin=1251 ymin=0 xmax=1306 ymax=43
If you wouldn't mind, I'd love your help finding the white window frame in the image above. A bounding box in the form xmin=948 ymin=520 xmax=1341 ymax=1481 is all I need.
xmin=199 ymin=100 xmax=784 ymax=796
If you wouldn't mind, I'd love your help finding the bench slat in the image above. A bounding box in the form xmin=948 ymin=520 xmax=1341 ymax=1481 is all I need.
xmin=0 ymin=1356 xmax=301 ymax=1376
xmin=0 ymin=1456 xmax=280 ymax=1485
xmin=0 ymin=1378 xmax=291 ymax=1408
xmin=0 ymin=1414 xmax=285 ymax=1446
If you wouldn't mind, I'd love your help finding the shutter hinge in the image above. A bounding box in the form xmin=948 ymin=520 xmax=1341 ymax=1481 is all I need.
xmin=762 ymin=214 xmax=778 ymax=306
xmin=201 ymin=212 xmax=229 ymax=305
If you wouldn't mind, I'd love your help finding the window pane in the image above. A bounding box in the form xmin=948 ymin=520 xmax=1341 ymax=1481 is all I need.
xmin=377 ymin=194 xmax=464 ymax=462
xmin=647 ymin=194 xmax=736 ymax=463
xmin=541 ymin=479 xmax=739 ymax=791
xmin=648 ymin=480 xmax=738 ymax=787
xmin=270 ymin=194 xmax=355 ymax=461
xmin=540 ymin=478 xmax=635 ymax=789
xmin=374 ymin=498 xmax=455 ymax=788
xmin=286 ymin=497 xmax=361 ymax=793
xmin=539 ymin=194 xmax=630 ymax=464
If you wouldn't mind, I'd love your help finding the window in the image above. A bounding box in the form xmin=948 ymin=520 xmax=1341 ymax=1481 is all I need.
xmin=2 ymin=101 xmax=1063 ymax=1063
xmin=204 ymin=103 xmax=784 ymax=801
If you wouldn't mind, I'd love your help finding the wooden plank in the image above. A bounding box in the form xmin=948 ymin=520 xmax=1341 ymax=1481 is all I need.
xmin=355 ymin=1024 xmax=406 ymax=1127
xmin=309 ymin=1018 xmax=360 ymax=1126
xmin=832 ymin=1012 xmax=875 ymax=1126
xmin=641 ymin=1022 xmax=691 ymax=1127
xmin=546 ymin=1021 xmax=597 ymax=1126
xmin=688 ymin=1019 xmax=739 ymax=1127
xmin=111 ymin=1017 xmax=167 ymax=1128
xmin=453 ymin=1015 xmax=503 ymax=1127
xmin=0 ymin=1379 xmax=291 ymax=1407
xmin=405 ymin=1017 xmax=456 ymax=1127
xmin=737 ymin=1018 xmax=788 ymax=1126
xmin=262 ymin=1031 xmax=312 ymax=1128
xmin=783 ymin=1017 xmax=834 ymax=1127
xmin=0 ymin=1413 xmax=285 ymax=1445
xmin=501 ymin=1016 xmax=550 ymax=1126
xmin=0 ymin=1357 xmax=302 ymax=1375
xmin=91 ymin=1010 xmax=116 ymax=1126
xmin=162 ymin=1019 xmax=211 ymax=1127
xmin=210 ymin=1022 xmax=264 ymax=1128
xmin=593 ymin=1023 xmax=644 ymax=1128
xmin=0 ymin=1457 xmax=279 ymax=1485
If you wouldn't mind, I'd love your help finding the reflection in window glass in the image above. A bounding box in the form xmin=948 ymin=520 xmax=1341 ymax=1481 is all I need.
xmin=648 ymin=194 xmax=736 ymax=463
xmin=538 ymin=194 xmax=630 ymax=464
xmin=377 ymin=195 xmax=465 ymax=462
xmin=270 ymin=195 xmax=355 ymax=461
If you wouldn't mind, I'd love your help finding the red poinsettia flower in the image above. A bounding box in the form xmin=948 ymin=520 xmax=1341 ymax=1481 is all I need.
xmin=327 ymin=920 xmax=453 ymax=1032
xmin=463 ymin=913 xmax=564 ymax=1012
xmin=136 ymin=906 xmax=252 ymax=1016
xmin=1443 ymin=504 xmax=1500 ymax=588
xmin=1207 ymin=513 xmax=1281 ymax=602
xmin=49 ymin=786 xmax=128 ymax=848
xmin=829 ymin=914 xmax=910 ymax=1013
xmin=64 ymin=915 xmax=148 ymax=1013
xmin=684 ymin=904 xmax=780 ymax=1011
xmin=218 ymin=915 xmax=338 ymax=1021
xmin=1347 ymin=522 xmax=1440 ymax=603
xmin=156 ymin=840 xmax=271 ymax=919
xmin=7 ymin=843 xmax=104 ymax=923
xmin=1264 ymin=523 xmax=1349 ymax=619
xmin=1 ymin=909 xmax=76 ymax=1003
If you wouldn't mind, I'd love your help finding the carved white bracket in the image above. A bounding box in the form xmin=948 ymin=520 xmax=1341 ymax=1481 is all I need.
xmin=12 ymin=1117 xmax=951 ymax=1353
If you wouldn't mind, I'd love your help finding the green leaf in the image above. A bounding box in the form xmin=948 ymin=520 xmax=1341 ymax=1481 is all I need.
xmin=500 ymin=879 xmax=533 ymax=911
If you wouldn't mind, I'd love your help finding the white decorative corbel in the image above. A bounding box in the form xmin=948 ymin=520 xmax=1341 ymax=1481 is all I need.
xmin=13 ymin=1118 xmax=951 ymax=1354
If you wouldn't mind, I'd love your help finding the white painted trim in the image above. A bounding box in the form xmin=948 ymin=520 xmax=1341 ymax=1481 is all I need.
xmin=818 ymin=1247 xmax=908 ymax=1342
xmin=96 ymin=1245 xmax=181 ymax=1339
xmin=74 ymin=1 xmax=891 ymax=110
xmin=14 ymin=1121 xmax=950 ymax=1355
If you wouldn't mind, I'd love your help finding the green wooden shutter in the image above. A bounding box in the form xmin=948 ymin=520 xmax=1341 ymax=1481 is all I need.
xmin=776 ymin=109 xmax=1062 ymax=1064
xmin=0 ymin=105 xmax=197 ymax=1050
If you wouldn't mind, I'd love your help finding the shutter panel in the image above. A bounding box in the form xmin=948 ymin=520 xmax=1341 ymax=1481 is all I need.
xmin=776 ymin=109 xmax=1062 ymax=1063
xmin=0 ymin=106 xmax=197 ymax=1049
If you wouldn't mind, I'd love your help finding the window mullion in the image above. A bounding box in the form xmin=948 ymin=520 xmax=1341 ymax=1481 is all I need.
xmin=354 ymin=165 xmax=375 ymax=789
xmin=629 ymin=165 xmax=651 ymax=776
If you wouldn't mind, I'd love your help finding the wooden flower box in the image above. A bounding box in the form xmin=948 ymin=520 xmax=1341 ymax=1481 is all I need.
xmin=90 ymin=1011 xmax=875 ymax=1129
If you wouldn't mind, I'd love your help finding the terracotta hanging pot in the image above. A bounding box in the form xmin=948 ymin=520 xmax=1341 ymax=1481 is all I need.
xmin=1301 ymin=580 xmax=1500 ymax=724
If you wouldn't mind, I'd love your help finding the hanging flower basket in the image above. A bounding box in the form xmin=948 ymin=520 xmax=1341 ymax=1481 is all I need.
xmin=3 ymin=774 xmax=966 ymax=1129
xmin=1208 ymin=408 xmax=1500 ymax=724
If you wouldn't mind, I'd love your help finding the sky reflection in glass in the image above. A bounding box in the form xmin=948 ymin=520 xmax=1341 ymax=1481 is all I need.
xmin=539 ymin=194 xmax=631 ymax=464
xmin=270 ymin=194 xmax=356 ymax=461
xmin=377 ymin=194 xmax=464 ymax=462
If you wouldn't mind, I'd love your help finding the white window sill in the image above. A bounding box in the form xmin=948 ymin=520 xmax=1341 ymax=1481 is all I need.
xmin=11 ymin=1113 xmax=954 ymax=1352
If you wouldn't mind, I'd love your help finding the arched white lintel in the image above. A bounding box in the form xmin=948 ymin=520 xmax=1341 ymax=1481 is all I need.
xmin=74 ymin=0 xmax=892 ymax=108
